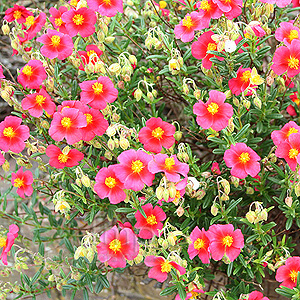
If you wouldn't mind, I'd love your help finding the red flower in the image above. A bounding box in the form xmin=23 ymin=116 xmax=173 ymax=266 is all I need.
xmin=224 ymin=143 xmax=261 ymax=179
xmin=144 ymin=256 xmax=186 ymax=282
xmin=61 ymin=7 xmax=97 ymax=37
xmin=4 ymin=4 xmax=33 ymax=24
xmin=207 ymin=224 xmax=244 ymax=262
xmin=37 ymin=29 xmax=73 ymax=60
xmin=0 ymin=152 xmax=5 ymax=166
xmin=211 ymin=162 xmax=221 ymax=174
xmin=49 ymin=6 xmax=68 ymax=34
xmin=87 ymin=0 xmax=123 ymax=17
xmin=24 ymin=12 xmax=47 ymax=40
xmin=196 ymin=0 xmax=222 ymax=29
xmin=11 ymin=167 xmax=33 ymax=198
xmin=287 ymin=91 xmax=300 ymax=116
xmin=134 ymin=203 xmax=166 ymax=239
xmin=138 ymin=117 xmax=175 ymax=153
xmin=78 ymin=45 xmax=103 ymax=71
xmin=228 ymin=66 xmax=255 ymax=96
xmin=0 ymin=65 xmax=5 ymax=79
xmin=46 ymin=145 xmax=84 ymax=169
xmin=94 ymin=165 xmax=126 ymax=204
xmin=0 ymin=116 xmax=30 ymax=153
xmin=271 ymin=121 xmax=300 ymax=146
xmin=97 ymin=225 xmax=139 ymax=268
xmin=79 ymin=76 xmax=118 ymax=109
xmin=18 ymin=60 xmax=47 ymax=90
xmin=193 ymin=90 xmax=233 ymax=131
xmin=21 ymin=88 xmax=56 ymax=117
xmin=191 ymin=31 xmax=224 ymax=69
xmin=275 ymin=22 xmax=300 ymax=46
xmin=276 ymin=256 xmax=300 ymax=288
xmin=248 ymin=291 xmax=270 ymax=300
xmin=0 ymin=224 xmax=19 ymax=265
xmin=212 ymin=0 xmax=242 ymax=19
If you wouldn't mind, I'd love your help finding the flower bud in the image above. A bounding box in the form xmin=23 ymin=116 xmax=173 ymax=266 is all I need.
xmin=105 ymin=36 xmax=115 ymax=43
xmin=109 ymin=63 xmax=121 ymax=75
xmin=182 ymin=83 xmax=189 ymax=95
xmin=253 ymin=96 xmax=262 ymax=109
xmin=174 ymin=131 xmax=182 ymax=141
xmin=285 ymin=196 xmax=293 ymax=207
xmin=211 ymin=203 xmax=218 ymax=216
xmin=163 ymin=189 xmax=170 ymax=202
xmin=246 ymin=211 xmax=256 ymax=223
xmin=2 ymin=24 xmax=10 ymax=35
xmin=162 ymin=240 xmax=169 ymax=249
xmin=120 ymin=137 xmax=130 ymax=150
xmin=220 ymin=194 xmax=229 ymax=201
xmin=2 ymin=161 xmax=9 ymax=172
xmin=246 ymin=187 xmax=254 ymax=194
xmin=156 ymin=186 xmax=164 ymax=200
xmin=107 ymin=138 xmax=115 ymax=151
xmin=134 ymin=89 xmax=143 ymax=101
xmin=243 ymin=99 xmax=251 ymax=110
xmin=258 ymin=208 xmax=268 ymax=221
xmin=147 ymin=91 xmax=154 ymax=102
xmin=194 ymin=89 xmax=201 ymax=100
xmin=81 ymin=175 xmax=90 ymax=188
xmin=176 ymin=206 xmax=184 ymax=217
xmin=220 ymin=179 xmax=230 ymax=195
xmin=128 ymin=55 xmax=137 ymax=66
xmin=169 ymin=185 xmax=177 ymax=198
xmin=75 ymin=178 xmax=82 ymax=187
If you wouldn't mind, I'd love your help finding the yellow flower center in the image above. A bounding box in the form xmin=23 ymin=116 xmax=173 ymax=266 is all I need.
xmin=35 ymin=95 xmax=46 ymax=106
xmin=161 ymin=260 xmax=172 ymax=273
xmin=103 ymin=0 xmax=112 ymax=4
xmin=207 ymin=43 xmax=217 ymax=51
xmin=159 ymin=1 xmax=167 ymax=9
xmin=146 ymin=214 xmax=157 ymax=225
xmin=164 ymin=157 xmax=175 ymax=170
xmin=290 ymin=270 xmax=299 ymax=283
xmin=287 ymin=127 xmax=298 ymax=137
xmin=70 ymin=0 xmax=78 ymax=5
xmin=288 ymin=148 xmax=299 ymax=159
xmin=182 ymin=16 xmax=194 ymax=29
xmin=22 ymin=65 xmax=33 ymax=76
xmin=85 ymin=113 xmax=93 ymax=125
xmin=55 ymin=17 xmax=63 ymax=27
xmin=207 ymin=102 xmax=219 ymax=115
xmin=241 ymin=70 xmax=251 ymax=82
xmin=0 ymin=237 xmax=6 ymax=248
xmin=194 ymin=238 xmax=205 ymax=250
xmin=50 ymin=35 xmax=61 ymax=47
xmin=109 ymin=239 xmax=122 ymax=253
xmin=288 ymin=56 xmax=299 ymax=69
xmin=222 ymin=235 xmax=233 ymax=247
xmin=294 ymin=98 xmax=300 ymax=106
xmin=25 ymin=16 xmax=35 ymax=26
xmin=105 ymin=176 xmax=117 ymax=188
xmin=289 ymin=30 xmax=299 ymax=42
xmin=223 ymin=0 xmax=231 ymax=3
xmin=14 ymin=178 xmax=24 ymax=188
xmin=87 ymin=50 xmax=96 ymax=57
xmin=190 ymin=291 xmax=199 ymax=299
xmin=239 ymin=152 xmax=250 ymax=164
xmin=58 ymin=153 xmax=69 ymax=163
xmin=152 ymin=127 xmax=164 ymax=139
xmin=13 ymin=10 xmax=22 ymax=20
xmin=169 ymin=62 xmax=178 ymax=70
xmin=72 ymin=14 xmax=84 ymax=26
xmin=61 ymin=117 xmax=72 ymax=129
xmin=92 ymin=82 xmax=103 ymax=95
xmin=3 ymin=126 xmax=16 ymax=138
xmin=131 ymin=160 xmax=144 ymax=173
xmin=200 ymin=0 xmax=211 ymax=11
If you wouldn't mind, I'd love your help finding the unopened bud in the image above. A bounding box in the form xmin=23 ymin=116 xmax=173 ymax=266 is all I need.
xmin=194 ymin=89 xmax=201 ymax=100
xmin=2 ymin=160 xmax=10 ymax=172
xmin=134 ymin=89 xmax=143 ymax=101
xmin=104 ymin=36 xmax=115 ymax=43
xmin=169 ymin=185 xmax=177 ymax=199
xmin=285 ymin=196 xmax=293 ymax=207
xmin=2 ymin=24 xmax=10 ymax=35
xmin=295 ymin=182 xmax=300 ymax=197
xmin=75 ymin=178 xmax=82 ymax=187
xmin=246 ymin=211 xmax=256 ymax=223
xmin=163 ymin=189 xmax=170 ymax=202
xmin=109 ymin=63 xmax=121 ymax=75
xmin=174 ymin=131 xmax=182 ymax=141
xmin=176 ymin=206 xmax=184 ymax=217
xmin=119 ymin=137 xmax=130 ymax=150
xmin=211 ymin=203 xmax=218 ymax=216
xmin=156 ymin=186 xmax=164 ymax=200
xmin=81 ymin=175 xmax=90 ymax=188
xmin=162 ymin=240 xmax=169 ymax=249
xmin=246 ymin=187 xmax=254 ymax=194
xmin=220 ymin=179 xmax=230 ymax=194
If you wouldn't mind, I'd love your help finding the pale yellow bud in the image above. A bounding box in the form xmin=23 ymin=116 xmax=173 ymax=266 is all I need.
xmin=119 ymin=137 xmax=130 ymax=150
xmin=285 ymin=196 xmax=293 ymax=207
xmin=81 ymin=175 xmax=90 ymax=188
xmin=174 ymin=131 xmax=182 ymax=141
xmin=109 ymin=63 xmax=121 ymax=75
xmin=211 ymin=203 xmax=218 ymax=216
xmin=134 ymin=89 xmax=143 ymax=101
xmin=156 ymin=186 xmax=164 ymax=200
xmin=1 ymin=24 xmax=10 ymax=35
xmin=220 ymin=179 xmax=230 ymax=194
xmin=246 ymin=211 xmax=256 ymax=223
xmin=169 ymin=185 xmax=177 ymax=198
xmin=176 ymin=206 xmax=184 ymax=217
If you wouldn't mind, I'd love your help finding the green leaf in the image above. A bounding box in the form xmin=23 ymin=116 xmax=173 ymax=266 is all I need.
xmin=160 ymin=285 xmax=177 ymax=296
xmin=64 ymin=237 xmax=74 ymax=254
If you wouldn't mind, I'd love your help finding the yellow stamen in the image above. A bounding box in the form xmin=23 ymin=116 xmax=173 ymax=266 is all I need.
xmin=87 ymin=50 xmax=96 ymax=57
xmin=70 ymin=0 xmax=78 ymax=5
xmin=3 ymin=127 xmax=16 ymax=138
xmin=239 ymin=152 xmax=250 ymax=164
xmin=72 ymin=14 xmax=84 ymax=26
xmin=290 ymin=270 xmax=299 ymax=283
xmin=92 ymin=82 xmax=103 ymax=95
xmin=207 ymin=43 xmax=217 ymax=51
xmin=222 ymin=235 xmax=233 ymax=247
xmin=289 ymin=30 xmax=299 ymax=42
xmin=14 ymin=178 xmax=24 ymax=188
xmin=50 ymin=35 xmax=61 ymax=47
xmin=288 ymin=148 xmax=299 ymax=159
xmin=22 ymin=65 xmax=33 ymax=76
xmin=105 ymin=177 xmax=117 ymax=188
xmin=35 ymin=95 xmax=46 ymax=106
xmin=146 ymin=214 xmax=157 ymax=225
xmin=161 ymin=260 xmax=172 ymax=273
xmin=159 ymin=1 xmax=167 ymax=9
xmin=0 ymin=237 xmax=6 ymax=248
xmin=109 ymin=239 xmax=121 ymax=253
xmin=61 ymin=117 xmax=72 ymax=129
xmin=182 ymin=16 xmax=194 ymax=29
xmin=288 ymin=56 xmax=299 ymax=69
xmin=164 ymin=157 xmax=175 ymax=170
xmin=194 ymin=238 xmax=205 ymax=250
xmin=207 ymin=102 xmax=219 ymax=115
xmin=85 ymin=113 xmax=93 ymax=125
xmin=152 ymin=127 xmax=164 ymax=139
xmin=241 ymin=70 xmax=251 ymax=82
xmin=13 ymin=10 xmax=22 ymax=20
xmin=103 ymin=0 xmax=112 ymax=4
xmin=58 ymin=153 xmax=69 ymax=163
xmin=200 ymin=0 xmax=211 ymax=11
xmin=131 ymin=160 xmax=144 ymax=173
xmin=55 ymin=17 xmax=63 ymax=27
xmin=287 ymin=127 xmax=298 ymax=137
xmin=25 ymin=16 xmax=35 ymax=26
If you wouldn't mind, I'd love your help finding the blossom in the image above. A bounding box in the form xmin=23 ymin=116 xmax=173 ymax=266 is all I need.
xmin=248 ymin=291 xmax=270 ymax=300
xmin=193 ymin=90 xmax=233 ymax=131
xmin=144 ymin=256 xmax=186 ymax=282
xmin=61 ymin=7 xmax=97 ymax=37
xmin=191 ymin=31 xmax=224 ymax=69
xmin=46 ymin=145 xmax=84 ymax=169
xmin=154 ymin=1 xmax=170 ymax=18
xmin=148 ymin=154 xmax=189 ymax=182
xmin=174 ymin=12 xmax=203 ymax=42
xmin=37 ymin=29 xmax=73 ymax=60
xmin=224 ymin=143 xmax=261 ymax=179
xmin=18 ymin=60 xmax=47 ymax=90
xmin=0 ymin=224 xmax=19 ymax=265
xmin=78 ymin=45 xmax=103 ymax=71
xmin=175 ymin=287 xmax=204 ymax=300
xmin=138 ymin=117 xmax=175 ymax=153
xmin=196 ymin=0 xmax=222 ymax=29
xmin=49 ymin=107 xmax=87 ymax=145
xmin=287 ymin=92 xmax=300 ymax=116
xmin=228 ymin=66 xmax=255 ymax=96
xmin=0 ymin=116 xmax=30 ymax=153
xmin=134 ymin=203 xmax=166 ymax=239
xmin=25 ymin=12 xmax=47 ymax=40
xmin=49 ymin=6 xmax=68 ymax=34
xmin=0 ymin=152 xmax=5 ymax=166
xmin=259 ymin=0 xmax=292 ymax=8
xmin=188 ymin=226 xmax=210 ymax=264
xmin=272 ymin=39 xmax=300 ymax=78
xmin=96 ymin=225 xmax=139 ymax=268
xmin=21 ymin=88 xmax=56 ymax=117
xmin=114 ymin=149 xmax=154 ymax=191
xmin=4 ymin=4 xmax=33 ymax=24
xmin=275 ymin=132 xmax=300 ymax=171
xmin=79 ymin=76 xmax=118 ymax=110
xmin=246 ymin=21 xmax=266 ymax=38
xmin=275 ymin=22 xmax=300 ymax=46
xmin=94 ymin=165 xmax=126 ymax=204
xmin=212 ymin=0 xmax=242 ymax=19
xmin=87 ymin=0 xmax=123 ymax=17
xmin=0 ymin=65 xmax=4 ymax=79
xmin=207 ymin=224 xmax=244 ymax=262
xmin=211 ymin=162 xmax=221 ymax=174
xmin=271 ymin=121 xmax=300 ymax=146
xmin=11 ymin=167 xmax=33 ymax=198
xmin=276 ymin=256 xmax=300 ymax=288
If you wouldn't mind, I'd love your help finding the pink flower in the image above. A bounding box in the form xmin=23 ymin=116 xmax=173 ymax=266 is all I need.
xmin=11 ymin=167 xmax=33 ymax=198
xmin=224 ymin=143 xmax=261 ymax=179
xmin=4 ymin=4 xmax=33 ymax=24
xmin=18 ymin=60 xmax=47 ymax=90
xmin=193 ymin=90 xmax=233 ymax=131
xmin=49 ymin=107 xmax=87 ymax=145
xmin=96 ymin=225 xmax=139 ymax=268
xmin=37 ymin=29 xmax=73 ymax=60
xmin=175 ymin=287 xmax=204 ymax=300
xmin=134 ymin=203 xmax=166 ymax=239
xmin=21 ymin=88 xmax=56 ymax=117
xmin=188 ymin=226 xmax=210 ymax=264
xmin=148 ymin=154 xmax=189 ymax=182
xmin=114 ymin=149 xmax=154 ymax=191
xmin=248 ymin=291 xmax=270 ymax=300
xmin=212 ymin=0 xmax=242 ymax=19
xmin=271 ymin=121 xmax=300 ymax=146
xmin=144 ymin=256 xmax=186 ymax=282
xmin=196 ymin=0 xmax=222 ymax=29
xmin=25 ymin=12 xmax=47 ymax=40
xmin=46 ymin=144 xmax=84 ymax=169
xmin=248 ymin=21 xmax=266 ymax=37
xmin=61 ymin=7 xmax=97 ymax=37
xmin=211 ymin=162 xmax=221 ymax=174
xmin=78 ymin=45 xmax=103 ymax=71
xmin=87 ymin=0 xmax=123 ymax=17
xmin=138 ymin=117 xmax=175 ymax=153
xmin=0 ymin=116 xmax=30 ymax=153
xmin=174 ymin=12 xmax=203 ymax=42
xmin=94 ymin=165 xmax=126 ymax=204
xmin=259 ymin=0 xmax=292 ymax=8
xmin=0 ymin=65 xmax=4 ymax=79
xmin=287 ymin=92 xmax=300 ymax=116
xmin=79 ymin=76 xmax=118 ymax=110
xmin=49 ymin=6 xmax=68 ymax=34
xmin=276 ymin=256 xmax=300 ymax=288
xmin=207 ymin=224 xmax=244 ymax=262
xmin=0 ymin=224 xmax=19 ymax=265
xmin=228 ymin=66 xmax=255 ymax=96
xmin=275 ymin=22 xmax=300 ymax=46
xmin=0 ymin=152 xmax=5 ymax=166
